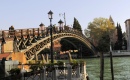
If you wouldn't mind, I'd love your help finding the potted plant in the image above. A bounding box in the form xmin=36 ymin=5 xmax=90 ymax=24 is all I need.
xmin=57 ymin=61 xmax=65 ymax=70
xmin=79 ymin=60 xmax=86 ymax=66
xmin=30 ymin=65 xmax=38 ymax=71
xmin=70 ymin=59 xmax=78 ymax=69
xmin=45 ymin=63 xmax=55 ymax=72
xmin=10 ymin=68 xmax=20 ymax=75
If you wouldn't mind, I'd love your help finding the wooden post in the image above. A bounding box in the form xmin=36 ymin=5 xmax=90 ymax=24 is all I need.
xmin=110 ymin=51 xmax=114 ymax=80
xmin=100 ymin=52 xmax=104 ymax=80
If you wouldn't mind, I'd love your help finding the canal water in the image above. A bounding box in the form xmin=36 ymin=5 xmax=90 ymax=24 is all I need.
xmin=86 ymin=57 xmax=130 ymax=80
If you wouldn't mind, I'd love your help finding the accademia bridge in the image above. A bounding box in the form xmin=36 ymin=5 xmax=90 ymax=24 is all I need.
xmin=0 ymin=25 xmax=96 ymax=61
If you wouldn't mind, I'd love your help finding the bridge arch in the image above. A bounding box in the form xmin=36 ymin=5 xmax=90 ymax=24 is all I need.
xmin=0 ymin=27 xmax=96 ymax=60
xmin=23 ymin=32 xmax=96 ymax=60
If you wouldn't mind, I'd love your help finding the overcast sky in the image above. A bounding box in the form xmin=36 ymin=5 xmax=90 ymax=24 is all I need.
xmin=0 ymin=0 xmax=129 ymax=32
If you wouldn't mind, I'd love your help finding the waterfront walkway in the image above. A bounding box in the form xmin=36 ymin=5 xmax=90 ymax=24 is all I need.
xmin=96 ymin=50 xmax=130 ymax=57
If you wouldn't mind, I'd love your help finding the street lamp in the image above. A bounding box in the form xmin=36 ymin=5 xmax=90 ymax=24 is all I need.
xmin=48 ymin=10 xmax=53 ymax=63
xmin=58 ymin=19 xmax=63 ymax=32
xmin=39 ymin=23 xmax=45 ymax=38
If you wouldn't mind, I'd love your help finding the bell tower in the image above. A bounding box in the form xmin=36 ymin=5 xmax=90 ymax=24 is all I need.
xmin=109 ymin=15 xmax=115 ymax=25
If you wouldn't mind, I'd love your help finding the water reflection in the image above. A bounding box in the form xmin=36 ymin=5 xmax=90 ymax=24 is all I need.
xmin=86 ymin=57 xmax=130 ymax=80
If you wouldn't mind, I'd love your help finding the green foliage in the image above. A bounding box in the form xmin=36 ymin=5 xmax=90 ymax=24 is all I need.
xmin=70 ymin=59 xmax=79 ymax=69
xmin=117 ymin=24 xmax=123 ymax=42
xmin=48 ymin=60 xmax=57 ymax=64
xmin=38 ymin=64 xmax=44 ymax=70
xmin=73 ymin=17 xmax=82 ymax=32
xmin=122 ymin=34 xmax=127 ymax=50
xmin=97 ymin=33 xmax=110 ymax=52
xmin=28 ymin=60 xmax=34 ymax=64
xmin=10 ymin=68 xmax=20 ymax=75
xmin=40 ymin=48 xmax=50 ymax=55
xmin=79 ymin=60 xmax=86 ymax=65
xmin=30 ymin=65 xmax=38 ymax=71
xmin=57 ymin=61 xmax=64 ymax=65
xmin=28 ymin=60 xmax=45 ymax=71
xmin=45 ymin=63 xmax=55 ymax=72
xmin=56 ymin=61 xmax=65 ymax=70
xmin=70 ymin=59 xmax=78 ymax=65
xmin=85 ymin=17 xmax=115 ymax=47
xmin=114 ymin=23 xmax=123 ymax=50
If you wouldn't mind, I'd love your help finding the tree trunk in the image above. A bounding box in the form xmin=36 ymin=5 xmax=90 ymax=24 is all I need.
xmin=110 ymin=51 xmax=114 ymax=80
xmin=100 ymin=52 xmax=104 ymax=80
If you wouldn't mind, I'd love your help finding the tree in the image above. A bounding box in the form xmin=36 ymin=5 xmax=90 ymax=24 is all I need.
xmin=122 ymin=32 xmax=127 ymax=50
xmin=97 ymin=33 xmax=110 ymax=80
xmin=118 ymin=24 xmax=123 ymax=42
xmin=116 ymin=23 xmax=123 ymax=50
xmin=97 ymin=33 xmax=110 ymax=52
xmin=73 ymin=17 xmax=82 ymax=32
xmin=85 ymin=17 xmax=116 ymax=80
xmin=85 ymin=17 xmax=115 ymax=47
xmin=114 ymin=23 xmax=123 ymax=50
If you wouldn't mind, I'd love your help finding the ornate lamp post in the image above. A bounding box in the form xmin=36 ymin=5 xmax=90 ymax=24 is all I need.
xmin=39 ymin=23 xmax=45 ymax=38
xmin=58 ymin=19 xmax=63 ymax=32
xmin=48 ymin=10 xmax=53 ymax=63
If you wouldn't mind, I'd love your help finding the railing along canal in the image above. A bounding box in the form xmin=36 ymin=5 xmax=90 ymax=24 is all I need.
xmin=0 ymin=63 xmax=88 ymax=80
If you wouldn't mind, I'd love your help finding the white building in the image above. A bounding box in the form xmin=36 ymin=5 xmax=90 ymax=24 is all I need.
xmin=125 ymin=19 xmax=130 ymax=51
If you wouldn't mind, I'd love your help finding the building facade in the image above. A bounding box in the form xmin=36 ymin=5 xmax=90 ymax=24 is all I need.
xmin=125 ymin=19 xmax=130 ymax=51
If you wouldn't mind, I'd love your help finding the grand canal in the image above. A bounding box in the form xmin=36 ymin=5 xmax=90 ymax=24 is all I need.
xmin=86 ymin=57 xmax=130 ymax=80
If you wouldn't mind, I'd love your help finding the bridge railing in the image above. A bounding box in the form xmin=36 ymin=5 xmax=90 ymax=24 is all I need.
xmin=0 ymin=26 xmax=84 ymax=40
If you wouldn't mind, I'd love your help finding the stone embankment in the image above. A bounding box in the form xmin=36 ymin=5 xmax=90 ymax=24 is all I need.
xmin=95 ymin=50 xmax=130 ymax=57
xmin=112 ymin=50 xmax=130 ymax=57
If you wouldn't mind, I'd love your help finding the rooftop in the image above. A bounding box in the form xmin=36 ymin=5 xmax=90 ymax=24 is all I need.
xmin=0 ymin=53 xmax=10 ymax=60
